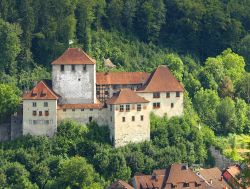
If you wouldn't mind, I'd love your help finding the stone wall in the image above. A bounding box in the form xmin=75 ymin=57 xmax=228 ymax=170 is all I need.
xmin=0 ymin=123 xmax=10 ymax=142
xmin=57 ymin=107 xmax=109 ymax=126
xmin=52 ymin=64 xmax=96 ymax=104
xmin=137 ymin=91 xmax=184 ymax=118
xmin=112 ymin=103 xmax=150 ymax=147
xmin=11 ymin=115 xmax=23 ymax=140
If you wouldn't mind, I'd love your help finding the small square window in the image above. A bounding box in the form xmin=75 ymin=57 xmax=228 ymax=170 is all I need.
xmin=39 ymin=111 xmax=42 ymax=116
xmin=32 ymin=111 xmax=37 ymax=116
xmin=32 ymin=102 xmax=37 ymax=107
xmin=137 ymin=104 xmax=141 ymax=111
xmin=45 ymin=110 xmax=49 ymax=116
xmin=176 ymin=92 xmax=180 ymax=97
xmin=120 ymin=105 xmax=124 ymax=112
xmin=72 ymin=109 xmax=75 ymax=112
xmin=153 ymin=92 xmax=160 ymax=98
xmin=171 ymin=103 xmax=174 ymax=108
xmin=61 ymin=65 xmax=64 ymax=72
xmin=71 ymin=65 xmax=75 ymax=71
xmin=126 ymin=105 xmax=130 ymax=112
xmin=83 ymin=65 xmax=87 ymax=71
xmin=90 ymin=109 xmax=93 ymax=111
xmin=44 ymin=102 xmax=48 ymax=107
xmin=105 ymin=91 xmax=109 ymax=95
xmin=166 ymin=92 xmax=170 ymax=98
xmin=81 ymin=109 xmax=84 ymax=111
xmin=89 ymin=116 xmax=92 ymax=122
xmin=153 ymin=102 xmax=160 ymax=109
xmin=132 ymin=116 xmax=135 ymax=121
xmin=122 ymin=117 xmax=125 ymax=122
xmin=63 ymin=109 xmax=66 ymax=112
xmin=141 ymin=115 xmax=144 ymax=121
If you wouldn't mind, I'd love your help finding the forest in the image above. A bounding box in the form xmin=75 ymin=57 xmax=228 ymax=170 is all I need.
xmin=0 ymin=0 xmax=250 ymax=188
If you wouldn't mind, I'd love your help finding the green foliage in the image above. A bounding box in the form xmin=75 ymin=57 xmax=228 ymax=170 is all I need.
xmin=0 ymin=84 xmax=21 ymax=123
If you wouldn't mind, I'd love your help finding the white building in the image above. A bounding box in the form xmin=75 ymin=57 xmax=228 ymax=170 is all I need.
xmin=22 ymin=48 xmax=184 ymax=147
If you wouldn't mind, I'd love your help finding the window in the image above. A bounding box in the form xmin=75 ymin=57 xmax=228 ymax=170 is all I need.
xmin=153 ymin=102 xmax=160 ymax=109
xmin=105 ymin=91 xmax=109 ymax=95
xmin=110 ymin=105 xmax=112 ymax=111
xmin=137 ymin=104 xmax=141 ymax=111
xmin=90 ymin=109 xmax=93 ymax=111
xmin=33 ymin=120 xmax=38 ymax=125
xmin=176 ymin=92 xmax=180 ymax=97
xmin=61 ymin=65 xmax=64 ymax=72
xmin=166 ymin=92 xmax=170 ymax=98
xmin=44 ymin=102 xmax=48 ymax=107
xmin=183 ymin=183 xmax=189 ymax=187
xmin=120 ymin=105 xmax=124 ymax=112
xmin=81 ymin=109 xmax=84 ymax=111
xmin=72 ymin=109 xmax=75 ymax=112
xmin=39 ymin=111 xmax=42 ymax=116
xmin=141 ymin=115 xmax=144 ymax=121
xmin=122 ymin=117 xmax=126 ymax=122
xmin=110 ymin=117 xmax=112 ymax=122
xmin=71 ymin=65 xmax=75 ymax=71
xmin=83 ymin=65 xmax=86 ymax=71
xmin=97 ymin=91 xmax=100 ymax=95
xmin=32 ymin=102 xmax=37 ymax=107
xmin=89 ymin=116 xmax=92 ymax=122
xmin=171 ymin=103 xmax=174 ymax=108
xmin=63 ymin=109 xmax=66 ymax=112
xmin=32 ymin=111 xmax=37 ymax=116
xmin=126 ymin=104 xmax=130 ymax=112
xmin=153 ymin=92 xmax=160 ymax=98
xmin=132 ymin=116 xmax=135 ymax=121
xmin=78 ymin=78 xmax=81 ymax=81
xmin=45 ymin=111 xmax=49 ymax=116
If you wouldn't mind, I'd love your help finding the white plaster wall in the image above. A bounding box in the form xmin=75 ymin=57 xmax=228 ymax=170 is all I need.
xmin=23 ymin=100 xmax=57 ymax=137
xmin=52 ymin=64 xmax=96 ymax=104
xmin=57 ymin=108 xmax=109 ymax=126
xmin=112 ymin=103 xmax=150 ymax=147
xmin=137 ymin=92 xmax=183 ymax=118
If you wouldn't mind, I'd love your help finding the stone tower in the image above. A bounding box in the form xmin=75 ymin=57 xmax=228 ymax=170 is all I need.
xmin=52 ymin=48 xmax=96 ymax=104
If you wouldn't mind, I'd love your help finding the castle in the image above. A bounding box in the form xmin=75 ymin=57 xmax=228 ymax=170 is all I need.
xmin=22 ymin=48 xmax=184 ymax=147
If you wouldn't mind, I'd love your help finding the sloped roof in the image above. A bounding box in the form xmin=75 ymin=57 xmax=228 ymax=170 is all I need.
xmin=107 ymin=180 xmax=133 ymax=189
xmin=106 ymin=89 xmax=149 ymax=105
xmin=137 ymin=65 xmax=184 ymax=92
xmin=23 ymin=80 xmax=59 ymax=100
xmin=96 ymin=72 xmax=149 ymax=85
xmin=198 ymin=167 xmax=231 ymax=189
xmin=133 ymin=164 xmax=209 ymax=189
xmin=52 ymin=48 xmax=96 ymax=65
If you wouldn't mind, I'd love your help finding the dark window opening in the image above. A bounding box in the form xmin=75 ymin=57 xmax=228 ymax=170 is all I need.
xmin=45 ymin=111 xmax=49 ymax=116
xmin=171 ymin=103 xmax=174 ymax=108
xmin=32 ymin=102 xmax=37 ymax=107
xmin=120 ymin=105 xmax=124 ymax=112
xmin=81 ymin=109 xmax=84 ymax=111
xmin=72 ymin=109 xmax=75 ymax=112
xmin=122 ymin=117 xmax=125 ymax=122
xmin=83 ymin=65 xmax=86 ymax=71
xmin=32 ymin=111 xmax=37 ymax=116
xmin=153 ymin=102 xmax=160 ymax=109
xmin=61 ymin=65 xmax=64 ymax=72
xmin=89 ymin=116 xmax=92 ymax=122
xmin=63 ymin=109 xmax=66 ymax=112
xmin=71 ymin=65 xmax=75 ymax=71
xmin=132 ymin=116 xmax=135 ymax=121
xmin=176 ymin=92 xmax=180 ymax=97
xmin=183 ymin=183 xmax=189 ymax=187
xmin=39 ymin=111 xmax=42 ymax=116
xmin=44 ymin=102 xmax=48 ymax=107
xmin=126 ymin=104 xmax=130 ymax=112
xmin=137 ymin=104 xmax=141 ymax=111
xmin=153 ymin=92 xmax=160 ymax=98
xmin=141 ymin=115 xmax=144 ymax=121
xmin=166 ymin=92 xmax=170 ymax=98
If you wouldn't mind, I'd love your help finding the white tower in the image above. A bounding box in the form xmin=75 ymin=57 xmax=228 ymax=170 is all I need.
xmin=52 ymin=48 xmax=96 ymax=104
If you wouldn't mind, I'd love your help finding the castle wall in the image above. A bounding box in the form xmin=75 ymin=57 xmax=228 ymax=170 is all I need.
xmin=23 ymin=100 xmax=57 ymax=137
xmin=57 ymin=108 xmax=109 ymax=126
xmin=52 ymin=64 xmax=96 ymax=104
xmin=137 ymin=92 xmax=183 ymax=118
xmin=0 ymin=123 xmax=10 ymax=142
xmin=111 ymin=103 xmax=150 ymax=147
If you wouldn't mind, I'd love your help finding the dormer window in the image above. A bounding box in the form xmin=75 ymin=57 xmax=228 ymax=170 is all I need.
xmin=71 ymin=65 xmax=75 ymax=71
xmin=61 ymin=65 xmax=64 ymax=72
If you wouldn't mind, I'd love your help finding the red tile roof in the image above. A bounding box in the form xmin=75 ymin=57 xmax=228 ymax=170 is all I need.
xmin=137 ymin=65 xmax=184 ymax=92
xmin=52 ymin=48 xmax=96 ymax=65
xmin=96 ymin=72 xmax=149 ymax=85
xmin=22 ymin=81 xmax=59 ymax=100
xmin=198 ymin=167 xmax=231 ymax=189
xmin=107 ymin=180 xmax=134 ymax=189
xmin=106 ymin=89 xmax=149 ymax=105
xmin=133 ymin=164 xmax=209 ymax=189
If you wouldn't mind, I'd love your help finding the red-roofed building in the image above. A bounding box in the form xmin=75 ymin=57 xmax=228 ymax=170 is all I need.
xmin=20 ymin=48 xmax=184 ymax=147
